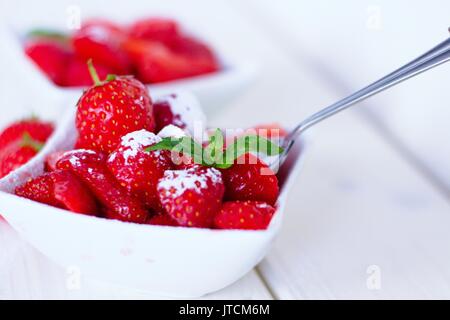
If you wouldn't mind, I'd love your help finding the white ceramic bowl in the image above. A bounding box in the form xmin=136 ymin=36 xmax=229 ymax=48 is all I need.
xmin=0 ymin=20 xmax=258 ymax=118
xmin=0 ymin=92 xmax=304 ymax=298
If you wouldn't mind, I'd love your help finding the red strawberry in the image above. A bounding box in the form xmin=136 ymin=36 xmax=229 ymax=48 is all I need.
xmin=153 ymin=98 xmax=186 ymax=132
xmin=252 ymin=123 xmax=288 ymax=140
xmin=157 ymin=165 xmax=224 ymax=228
xmin=62 ymin=56 xmax=114 ymax=87
xmin=56 ymin=149 xmax=149 ymax=223
xmin=15 ymin=170 xmax=99 ymax=215
xmin=107 ymin=130 xmax=172 ymax=210
xmin=75 ymin=61 xmax=155 ymax=154
xmin=0 ymin=133 xmax=46 ymax=178
xmin=147 ymin=213 xmax=179 ymax=227
xmin=0 ymin=119 xmax=54 ymax=150
xmin=72 ymin=20 xmax=131 ymax=74
xmin=128 ymin=18 xmax=179 ymax=44
xmin=25 ymin=40 xmax=70 ymax=86
xmin=169 ymin=36 xmax=218 ymax=62
xmin=123 ymin=38 xmax=217 ymax=83
xmin=214 ymin=201 xmax=275 ymax=230
xmin=44 ymin=151 xmax=67 ymax=172
xmin=221 ymin=153 xmax=279 ymax=206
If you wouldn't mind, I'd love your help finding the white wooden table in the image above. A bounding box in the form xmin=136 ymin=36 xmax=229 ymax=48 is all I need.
xmin=1 ymin=0 xmax=449 ymax=299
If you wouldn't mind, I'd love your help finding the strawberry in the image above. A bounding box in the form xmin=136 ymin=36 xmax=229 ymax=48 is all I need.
xmin=0 ymin=133 xmax=46 ymax=178
xmin=15 ymin=170 xmax=99 ymax=215
xmin=214 ymin=201 xmax=275 ymax=230
xmin=62 ymin=56 xmax=114 ymax=87
xmin=56 ymin=149 xmax=149 ymax=223
xmin=128 ymin=18 xmax=180 ymax=44
xmin=25 ymin=40 xmax=70 ymax=86
xmin=75 ymin=61 xmax=155 ymax=154
xmin=221 ymin=153 xmax=279 ymax=206
xmin=253 ymin=123 xmax=288 ymax=140
xmin=44 ymin=151 xmax=67 ymax=172
xmin=157 ymin=165 xmax=224 ymax=228
xmin=147 ymin=213 xmax=179 ymax=227
xmin=107 ymin=130 xmax=172 ymax=210
xmin=153 ymin=99 xmax=186 ymax=132
xmin=0 ymin=119 xmax=53 ymax=150
xmin=169 ymin=36 xmax=218 ymax=62
xmin=123 ymin=38 xmax=217 ymax=83
xmin=72 ymin=20 xmax=131 ymax=74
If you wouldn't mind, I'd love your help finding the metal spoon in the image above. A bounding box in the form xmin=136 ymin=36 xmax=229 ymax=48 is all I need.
xmin=272 ymin=35 xmax=450 ymax=171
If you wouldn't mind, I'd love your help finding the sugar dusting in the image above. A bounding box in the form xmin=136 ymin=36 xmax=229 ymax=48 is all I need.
xmin=64 ymin=149 xmax=96 ymax=167
xmin=154 ymin=94 xmax=206 ymax=135
xmin=158 ymin=167 xmax=223 ymax=198
xmin=158 ymin=125 xmax=187 ymax=139
xmin=113 ymin=130 xmax=161 ymax=164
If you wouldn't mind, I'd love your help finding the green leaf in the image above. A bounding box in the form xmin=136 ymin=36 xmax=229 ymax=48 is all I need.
xmin=145 ymin=137 xmax=182 ymax=152
xmin=203 ymin=129 xmax=224 ymax=166
xmin=218 ymin=135 xmax=284 ymax=169
xmin=145 ymin=131 xmax=284 ymax=170
xmin=146 ymin=136 xmax=207 ymax=165
xmin=173 ymin=137 xmax=206 ymax=165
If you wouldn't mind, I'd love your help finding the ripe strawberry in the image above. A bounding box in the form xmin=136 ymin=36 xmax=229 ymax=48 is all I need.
xmin=44 ymin=151 xmax=67 ymax=172
xmin=25 ymin=40 xmax=70 ymax=86
xmin=107 ymin=130 xmax=172 ymax=210
xmin=56 ymin=149 xmax=149 ymax=223
xmin=0 ymin=119 xmax=54 ymax=150
xmin=214 ymin=201 xmax=275 ymax=230
xmin=157 ymin=165 xmax=224 ymax=228
xmin=147 ymin=213 xmax=179 ymax=227
xmin=169 ymin=36 xmax=218 ymax=63
xmin=123 ymin=38 xmax=217 ymax=83
xmin=15 ymin=170 xmax=99 ymax=215
xmin=0 ymin=133 xmax=46 ymax=178
xmin=62 ymin=56 xmax=113 ymax=87
xmin=253 ymin=123 xmax=288 ymax=140
xmin=153 ymin=98 xmax=186 ymax=132
xmin=221 ymin=153 xmax=279 ymax=206
xmin=75 ymin=61 xmax=155 ymax=154
xmin=72 ymin=20 xmax=131 ymax=74
xmin=128 ymin=18 xmax=180 ymax=44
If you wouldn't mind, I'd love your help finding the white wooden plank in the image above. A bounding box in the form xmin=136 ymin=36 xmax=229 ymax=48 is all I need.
xmin=0 ymin=220 xmax=272 ymax=299
xmin=223 ymin=0 xmax=450 ymax=299
xmin=237 ymin=0 xmax=450 ymax=193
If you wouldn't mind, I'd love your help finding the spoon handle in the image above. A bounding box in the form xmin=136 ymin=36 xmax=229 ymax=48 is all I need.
xmin=288 ymin=36 xmax=450 ymax=140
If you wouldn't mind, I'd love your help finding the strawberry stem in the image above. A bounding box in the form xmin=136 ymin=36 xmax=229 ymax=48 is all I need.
xmin=87 ymin=59 xmax=101 ymax=86
xmin=21 ymin=132 xmax=44 ymax=152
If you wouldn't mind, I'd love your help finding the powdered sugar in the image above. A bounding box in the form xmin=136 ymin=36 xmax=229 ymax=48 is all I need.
xmin=64 ymin=149 xmax=96 ymax=167
xmin=158 ymin=125 xmax=187 ymax=139
xmin=154 ymin=93 xmax=206 ymax=135
xmin=158 ymin=167 xmax=223 ymax=198
xmin=115 ymin=130 xmax=161 ymax=165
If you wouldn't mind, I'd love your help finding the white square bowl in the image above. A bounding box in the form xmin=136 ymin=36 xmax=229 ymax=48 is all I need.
xmin=0 ymin=15 xmax=258 ymax=118
xmin=0 ymin=91 xmax=304 ymax=298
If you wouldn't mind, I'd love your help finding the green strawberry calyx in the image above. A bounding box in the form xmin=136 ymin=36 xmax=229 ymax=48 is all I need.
xmin=87 ymin=59 xmax=116 ymax=86
xmin=20 ymin=132 xmax=44 ymax=152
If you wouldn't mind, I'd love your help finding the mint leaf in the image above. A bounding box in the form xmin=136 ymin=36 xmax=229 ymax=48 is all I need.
xmin=173 ymin=136 xmax=206 ymax=165
xmin=146 ymin=137 xmax=181 ymax=152
xmin=146 ymin=136 xmax=207 ymax=165
xmin=145 ymin=131 xmax=284 ymax=170
xmin=217 ymin=135 xmax=283 ymax=169
xmin=203 ymin=129 xmax=224 ymax=166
